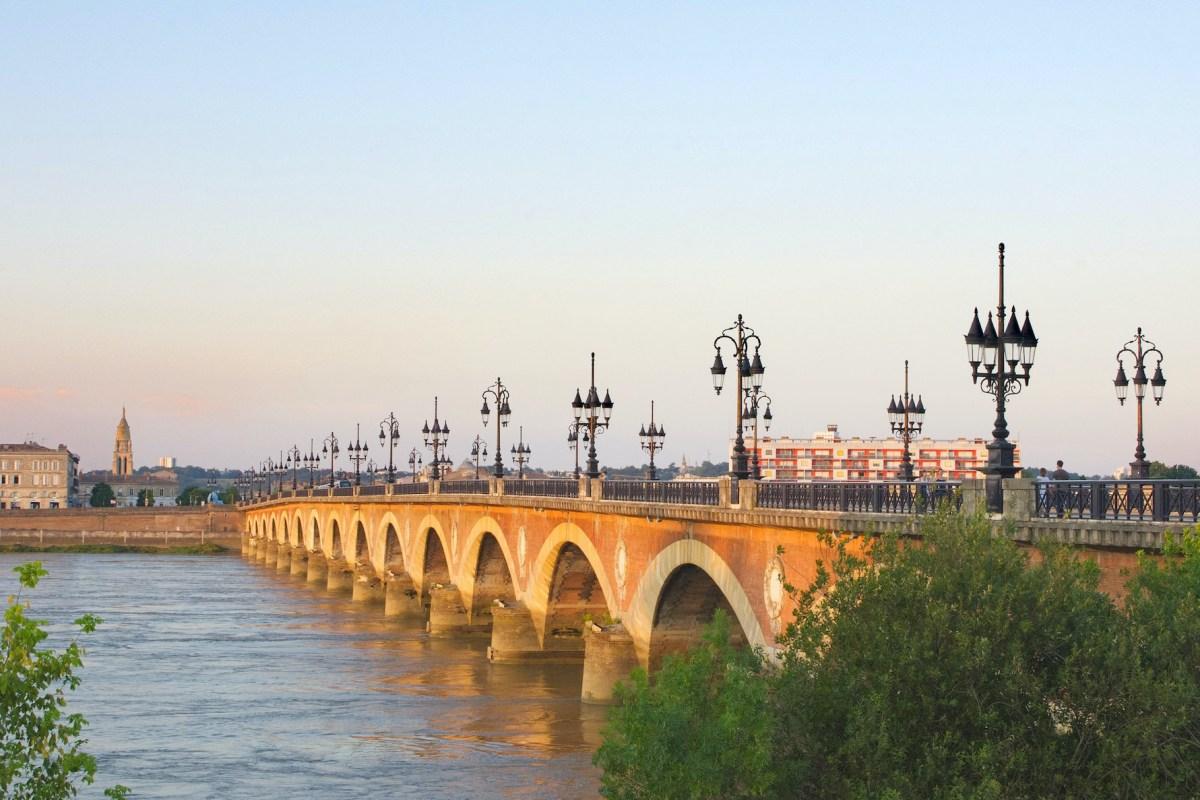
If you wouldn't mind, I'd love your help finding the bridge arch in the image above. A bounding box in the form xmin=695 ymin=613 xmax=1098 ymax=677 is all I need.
xmin=307 ymin=513 xmax=321 ymax=551
xmin=352 ymin=518 xmax=370 ymax=564
xmin=529 ymin=522 xmax=616 ymax=650
xmin=459 ymin=517 xmax=518 ymax=626
xmin=270 ymin=518 xmax=277 ymax=543
xmin=281 ymin=518 xmax=289 ymax=545
xmin=292 ymin=514 xmax=303 ymax=547
xmin=380 ymin=516 xmax=405 ymax=576
xmin=329 ymin=518 xmax=345 ymax=561
xmin=410 ymin=515 xmax=452 ymax=601
xmin=626 ymin=538 xmax=768 ymax=670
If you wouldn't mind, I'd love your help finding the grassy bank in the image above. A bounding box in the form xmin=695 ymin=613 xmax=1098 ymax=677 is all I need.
xmin=0 ymin=543 xmax=229 ymax=555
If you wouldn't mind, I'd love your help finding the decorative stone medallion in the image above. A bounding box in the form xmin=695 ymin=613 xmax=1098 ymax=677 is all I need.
xmin=764 ymin=556 xmax=786 ymax=636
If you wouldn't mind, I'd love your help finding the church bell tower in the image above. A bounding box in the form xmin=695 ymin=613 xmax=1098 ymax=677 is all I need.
xmin=113 ymin=407 xmax=133 ymax=477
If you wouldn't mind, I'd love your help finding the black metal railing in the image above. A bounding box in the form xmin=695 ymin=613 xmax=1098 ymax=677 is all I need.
xmin=602 ymin=479 xmax=721 ymax=506
xmin=393 ymin=481 xmax=430 ymax=495
xmin=504 ymin=478 xmax=580 ymax=498
xmin=756 ymin=481 xmax=960 ymax=514
xmin=331 ymin=487 xmax=354 ymax=497
xmin=1035 ymin=480 xmax=1200 ymax=522
xmin=441 ymin=479 xmax=490 ymax=495
xmin=358 ymin=485 xmax=387 ymax=496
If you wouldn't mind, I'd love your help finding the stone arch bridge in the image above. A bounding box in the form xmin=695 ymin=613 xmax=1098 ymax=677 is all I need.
xmin=241 ymin=477 xmax=1164 ymax=701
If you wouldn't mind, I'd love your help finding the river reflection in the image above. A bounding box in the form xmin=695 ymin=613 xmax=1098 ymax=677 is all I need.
xmin=0 ymin=553 xmax=604 ymax=799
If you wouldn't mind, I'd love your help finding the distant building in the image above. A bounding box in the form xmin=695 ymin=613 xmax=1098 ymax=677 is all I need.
xmin=0 ymin=442 xmax=80 ymax=509
xmin=158 ymin=456 xmax=176 ymax=469
xmin=740 ymin=424 xmax=1019 ymax=481
xmin=77 ymin=408 xmax=180 ymax=506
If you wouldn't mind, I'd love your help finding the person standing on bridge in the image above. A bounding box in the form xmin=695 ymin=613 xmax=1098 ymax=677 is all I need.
xmin=1050 ymin=460 xmax=1070 ymax=517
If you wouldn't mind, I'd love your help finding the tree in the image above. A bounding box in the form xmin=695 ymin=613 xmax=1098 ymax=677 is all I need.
xmin=87 ymin=483 xmax=114 ymax=508
xmin=596 ymin=509 xmax=1200 ymax=798
xmin=1 ymin=562 xmax=129 ymax=799
xmin=1148 ymin=461 xmax=1198 ymax=479
xmin=175 ymin=486 xmax=209 ymax=506
xmin=772 ymin=508 xmax=1125 ymax=799
xmin=135 ymin=489 xmax=155 ymax=507
xmin=219 ymin=485 xmax=239 ymax=505
xmin=594 ymin=611 xmax=776 ymax=800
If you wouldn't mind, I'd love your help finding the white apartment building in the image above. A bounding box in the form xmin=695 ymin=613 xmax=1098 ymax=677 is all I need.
xmin=0 ymin=442 xmax=81 ymax=509
xmin=741 ymin=424 xmax=1019 ymax=481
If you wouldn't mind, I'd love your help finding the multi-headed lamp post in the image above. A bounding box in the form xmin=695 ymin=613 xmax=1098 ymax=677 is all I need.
xmin=571 ymin=353 xmax=613 ymax=479
xmin=511 ymin=426 xmax=531 ymax=478
xmin=480 ymin=377 xmax=512 ymax=478
xmin=347 ymin=423 xmax=369 ymax=486
xmin=322 ymin=432 xmax=340 ymax=489
xmin=422 ymin=397 xmax=451 ymax=480
xmin=638 ymin=401 xmax=666 ymax=481
xmin=275 ymin=451 xmax=286 ymax=493
xmin=378 ymin=412 xmax=401 ymax=484
xmin=743 ymin=390 xmax=773 ymax=480
xmin=407 ymin=447 xmax=422 ymax=482
xmin=886 ymin=360 xmax=926 ymax=482
xmin=261 ymin=458 xmax=275 ymax=495
xmin=469 ymin=435 xmax=488 ymax=480
xmin=710 ymin=314 xmax=764 ymax=480
xmin=963 ymin=243 xmax=1039 ymax=513
xmin=302 ymin=439 xmax=319 ymax=488
xmin=285 ymin=445 xmax=302 ymax=490
xmin=566 ymin=423 xmax=583 ymax=479
xmin=1113 ymin=327 xmax=1166 ymax=479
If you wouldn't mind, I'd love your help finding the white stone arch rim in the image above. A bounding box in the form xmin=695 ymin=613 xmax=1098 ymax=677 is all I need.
xmin=376 ymin=511 xmax=406 ymax=571
xmin=624 ymin=538 xmax=770 ymax=670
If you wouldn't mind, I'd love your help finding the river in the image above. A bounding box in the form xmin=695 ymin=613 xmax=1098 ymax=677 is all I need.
xmin=1 ymin=553 xmax=605 ymax=799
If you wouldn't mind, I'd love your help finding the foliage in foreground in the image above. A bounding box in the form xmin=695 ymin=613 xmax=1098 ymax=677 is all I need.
xmin=596 ymin=508 xmax=1200 ymax=800
xmin=1 ymin=562 xmax=129 ymax=799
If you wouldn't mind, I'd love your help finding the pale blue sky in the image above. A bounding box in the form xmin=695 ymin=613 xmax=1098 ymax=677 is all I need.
xmin=2 ymin=2 xmax=1197 ymax=474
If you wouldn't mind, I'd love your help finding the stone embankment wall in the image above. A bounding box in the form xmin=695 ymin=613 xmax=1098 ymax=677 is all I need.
xmin=0 ymin=507 xmax=243 ymax=548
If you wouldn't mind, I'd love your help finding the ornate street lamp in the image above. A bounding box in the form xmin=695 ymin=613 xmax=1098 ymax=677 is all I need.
xmin=407 ymin=447 xmax=422 ymax=482
xmin=378 ymin=412 xmax=401 ymax=484
xmin=571 ymin=353 xmax=613 ymax=479
xmin=481 ymin=377 xmax=512 ymax=478
xmin=710 ymin=314 xmax=764 ymax=479
xmin=422 ymin=397 xmax=452 ymax=480
xmin=566 ymin=423 xmax=583 ymax=479
xmin=347 ymin=423 xmax=369 ymax=486
xmin=886 ymin=360 xmax=925 ymax=481
xmin=511 ymin=426 xmax=531 ymax=479
xmin=469 ymin=435 xmax=488 ymax=480
xmin=302 ymin=439 xmax=320 ymax=488
xmin=261 ymin=459 xmax=275 ymax=495
xmin=963 ymin=243 xmax=1038 ymax=512
xmin=322 ymin=432 xmax=340 ymax=489
xmin=275 ymin=451 xmax=286 ymax=493
xmin=285 ymin=445 xmax=302 ymax=490
xmin=639 ymin=401 xmax=667 ymax=481
xmin=365 ymin=460 xmax=378 ymax=486
xmin=248 ymin=466 xmax=259 ymax=499
xmin=1113 ymin=327 xmax=1166 ymax=479
xmin=742 ymin=389 xmax=773 ymax=480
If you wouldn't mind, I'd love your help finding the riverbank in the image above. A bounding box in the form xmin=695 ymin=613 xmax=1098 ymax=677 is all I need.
xmin=0 ymin=542 xmax=229 ymax=555
xmin=0 ymin=507 xmax=243 ymax=549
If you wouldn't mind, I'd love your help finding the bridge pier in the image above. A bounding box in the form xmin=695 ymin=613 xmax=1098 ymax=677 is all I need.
xmin=275 ymin=543 xmax=292 ymax=571
xmin=260 ymin=540 xmax=277 ymax=564
xmin=351 ymin=564 xmax=385 ymax=603
xmin=289 ymin=547 xmax=309 ymax=576
xmin=581 ymin=625 xmax=640 ymax=704
xmin=245 ymin=537 xmax=257 ymax=558
xmin=487 ymin=604 xmax=545 ymax=663
xmin=428 ymin=585 xmax=489 ymax=636
xmin=306 ymin=551 xmax=328 ymax=584
xmin=241 ymin=534 xmax=250 ymax=555
xmin=384 ymin=575 xmax=424 ymax=621
xmin=326 ymin=560 xmax=354 ymax=593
